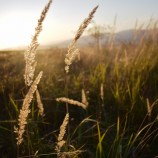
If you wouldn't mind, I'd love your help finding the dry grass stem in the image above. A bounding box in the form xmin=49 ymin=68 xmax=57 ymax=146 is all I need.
xmin=56 ymin=113 xmax=69 ymax=157
xmin=60 ymin=150 xmax=85 ymax=157
xmin=65 ymin=5 xmax=99 ymax=73
xmin=146 ymin=98 xmax=151 ymax=117
xmin=56 ymin=97 xmax=88 ymax=109
xmin=100 ymin=83 xmax=104 ymax=101
xmin=14 ymin=71 xmax=43 ymax=145
xmin=146 ymin=98 xmax=158 ymax=117
xmin=24 ymin=0 xmax=52 ymax=86
xmin=36 ymin=89 xmax=44 ymax=116
xmin=82 ymin=89 xmax=89 ymax=106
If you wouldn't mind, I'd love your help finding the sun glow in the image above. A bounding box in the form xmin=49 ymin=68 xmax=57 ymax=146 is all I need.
xmin=0 ymin=12 xmax=39 ymax=50
xmin=0 ymin=11 xmax=71 ymax=50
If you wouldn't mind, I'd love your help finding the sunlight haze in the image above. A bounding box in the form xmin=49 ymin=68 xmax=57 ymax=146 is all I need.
xmin=0 ymin=0 xmax=158 ymax=49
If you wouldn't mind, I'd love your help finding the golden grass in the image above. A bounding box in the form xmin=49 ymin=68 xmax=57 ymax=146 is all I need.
xmin=56 ymin=97 xmax=88 ymax=110
xmin=36 ymin=89 xmax=44 ymax=116
xmin=13 ymin=0 xmax=99 ymax=156
xmin=56 ymin=113 xmax=69 ymax=157
xmin=65 ymin=5 xmax=98 ymax=73
xmin=14 ymin=71 xmax=43 ymax=145
xmin=15 ymin=0 xmax=52 ymax=146
xmin=24 ymin=0 xmax=52 ymax=86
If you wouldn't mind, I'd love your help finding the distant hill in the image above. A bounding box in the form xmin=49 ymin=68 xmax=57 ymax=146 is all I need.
xmin=114 ymin=29 xmax=151 ymax=43
xmin=1 ymin=29 xmax=156 ymax=51
xmin=54 ymin=29 xmax=155 ymax=48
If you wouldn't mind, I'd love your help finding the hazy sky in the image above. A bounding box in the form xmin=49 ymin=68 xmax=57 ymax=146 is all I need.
xmin=0 ymin=0 xmax=158 ymax=49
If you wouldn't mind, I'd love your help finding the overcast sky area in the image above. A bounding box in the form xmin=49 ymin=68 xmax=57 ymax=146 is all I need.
xmin=0 ymin=0 xmax=158 ymax=49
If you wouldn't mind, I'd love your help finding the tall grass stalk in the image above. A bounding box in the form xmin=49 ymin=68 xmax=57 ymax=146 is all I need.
xmin=14 ymin=71 xmax=43 ymax=146
xmin=56 ymin=113 xmax=69 ymax=158
xmin=65 ymin=5 xmax=99 ymax=74
xmin=14 ymin=0 xmax=52 ymax=156
xmin=63 ymin=5 xmax=99 ymax=151
xmin=24 ymin=0 xmax=52 ymax=86
xmin=64 ymin=5 xmax=98 ymax=113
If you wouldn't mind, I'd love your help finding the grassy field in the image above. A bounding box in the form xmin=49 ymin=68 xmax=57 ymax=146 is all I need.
xmin=0 ymin=34 xmax=158 ymax=157
xmin=0 ymin=1 xmax=158 ymax=158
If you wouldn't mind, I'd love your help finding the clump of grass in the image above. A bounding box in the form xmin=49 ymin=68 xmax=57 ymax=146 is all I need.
xmin=13 ymin=1 xmax=99 ymax=157
xmin=58 ymin=6 xmax=99 ymax=156
xmin=15 ymin=0 xmax=52 ymax=147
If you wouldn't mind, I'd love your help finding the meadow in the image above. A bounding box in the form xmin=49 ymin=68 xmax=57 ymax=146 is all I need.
xmin=0 ymin=0 xmax=158 ymax=158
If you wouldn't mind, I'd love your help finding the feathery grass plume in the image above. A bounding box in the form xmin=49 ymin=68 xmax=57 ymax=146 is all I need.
xmin=36 ymin=89 xmax=44 ymax=116
xmin=56 ymin=113 xmax=69 ymax=157
xmin=56 ymin=97 xmax=88 ymax=109
xmin=24 ymin=0 xmax=52 ymax=86
xmin=74 ymin=5 xmax=99 ymax=42
xmin=65 ymin=5 xmax=99 ymax=73
xmin=82 ymin=89 xmax=89 ymax=106
xmin=14 ymin=71 xmax=43 ymax=145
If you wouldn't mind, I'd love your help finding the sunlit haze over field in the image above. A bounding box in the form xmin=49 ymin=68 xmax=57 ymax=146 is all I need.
xmin=0 ymin=0 xmax=158 ymax=50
